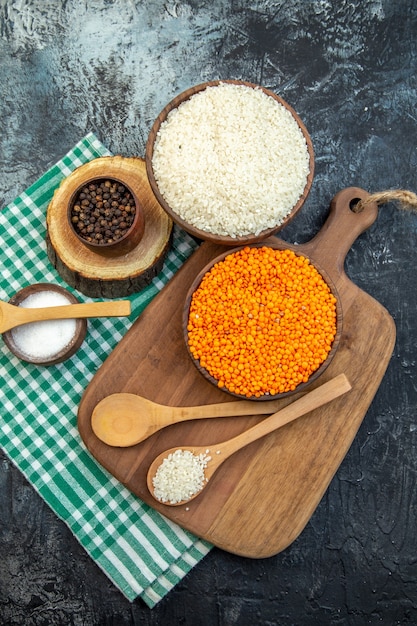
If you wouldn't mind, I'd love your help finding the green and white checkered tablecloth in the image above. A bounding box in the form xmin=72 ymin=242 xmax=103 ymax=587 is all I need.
xmin=0 ymin=133 xmax=212 ymax=607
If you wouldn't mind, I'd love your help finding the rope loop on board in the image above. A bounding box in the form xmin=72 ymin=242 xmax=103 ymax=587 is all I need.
xmin=353 ymin=189 xmax=417 ymax=213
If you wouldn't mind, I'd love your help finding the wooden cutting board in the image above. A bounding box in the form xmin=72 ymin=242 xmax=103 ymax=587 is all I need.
xmin=78 ymin=187 xmax=396 ymax=558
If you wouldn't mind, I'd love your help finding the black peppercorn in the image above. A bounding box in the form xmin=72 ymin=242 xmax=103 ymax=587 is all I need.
xmin=70 ymin=179 xmax=136 ymax=245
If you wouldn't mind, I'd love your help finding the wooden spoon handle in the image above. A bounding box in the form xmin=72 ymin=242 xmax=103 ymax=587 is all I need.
xmin=98 ymin=394 xmax=295 ymax=423
xmin=160 ymin=396 xmax=298 ymax=421
xmin=207 ymin=374 xmax=351 ymax=474
xmin=6 ymin=299 xmax=131 ymax=331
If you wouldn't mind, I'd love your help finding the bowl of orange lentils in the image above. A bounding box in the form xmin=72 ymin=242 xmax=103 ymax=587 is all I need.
xmin=183 ymin=243 xmax=343 ymax=400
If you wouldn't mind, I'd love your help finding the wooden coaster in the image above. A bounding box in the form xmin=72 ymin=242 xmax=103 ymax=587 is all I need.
xmin=46 ymin=156 xmax=173 ymax=298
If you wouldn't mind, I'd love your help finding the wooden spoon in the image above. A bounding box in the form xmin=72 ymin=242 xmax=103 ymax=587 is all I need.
xmin=147 ymin=373 xmax=351 ymax=506
xmin=0 ymin=299 xmax=131 ymax=333
xmin=92 ymin=392 xmax=302 ymax=447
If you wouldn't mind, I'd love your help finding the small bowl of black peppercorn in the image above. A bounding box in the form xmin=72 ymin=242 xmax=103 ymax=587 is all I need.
xmin=68 ymin=177 xmax=145 ymax=257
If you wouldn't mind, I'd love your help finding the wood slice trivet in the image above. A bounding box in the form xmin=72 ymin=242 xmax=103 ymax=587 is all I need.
xmin=46 ymin=156 xmax=173 ymax=298
xmin=78 ymin=187 xmax=396 ymax=558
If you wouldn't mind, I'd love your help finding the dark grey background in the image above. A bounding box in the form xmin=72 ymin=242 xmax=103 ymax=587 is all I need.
xmin=1 ymin=1 xmax=417 ymax=624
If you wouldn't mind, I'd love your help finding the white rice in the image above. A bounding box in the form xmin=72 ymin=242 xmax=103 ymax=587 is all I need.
xmin=152 ymin=82 xmax=311 ymax=237
xmin=152 ymin=448 xmax=211 ymax=504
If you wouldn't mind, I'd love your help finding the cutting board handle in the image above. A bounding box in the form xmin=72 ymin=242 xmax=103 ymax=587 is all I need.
xmin=301 ymin=187 xmax=379 ymax=275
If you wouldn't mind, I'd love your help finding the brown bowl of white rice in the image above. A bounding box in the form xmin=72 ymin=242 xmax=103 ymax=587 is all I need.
xmin=145 ymin=80 xmax=314 ymax=245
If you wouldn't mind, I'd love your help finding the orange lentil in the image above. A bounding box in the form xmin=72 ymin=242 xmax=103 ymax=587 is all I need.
xmin=186 ymin=246 xmax=338 ymax=398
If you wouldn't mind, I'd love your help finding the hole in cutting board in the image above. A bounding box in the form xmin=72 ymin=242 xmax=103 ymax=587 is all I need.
xmin=349 ymin=197 xmax=363 ymax=213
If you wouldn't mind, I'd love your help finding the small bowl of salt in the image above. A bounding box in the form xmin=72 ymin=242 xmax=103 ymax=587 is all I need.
xmin=2 ymin=284 xmax=87 ymax=366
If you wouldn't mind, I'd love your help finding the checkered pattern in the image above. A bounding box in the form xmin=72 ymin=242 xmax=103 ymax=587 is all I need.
xmin=0 ymin=133 xmax=212 ymax=607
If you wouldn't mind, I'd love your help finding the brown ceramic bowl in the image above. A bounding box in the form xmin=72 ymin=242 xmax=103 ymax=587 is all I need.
xmin=2 ymin=283 xmax=87 ymax=366
xmin=183 ymin=243 xmax=343 ymax=400
xmin=68 ymin=176 xmax=145 ymax=257
xmin=146 ymin=79 xmax=314 ymax=246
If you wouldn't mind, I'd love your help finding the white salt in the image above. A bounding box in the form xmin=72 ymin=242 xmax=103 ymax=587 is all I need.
xmin=11 ymin=290 xmax=77 ymax=360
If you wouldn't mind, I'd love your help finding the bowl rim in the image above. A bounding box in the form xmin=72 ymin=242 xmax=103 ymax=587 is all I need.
xmin=2 ymin=283 xmax=87 ymax=366
xmin=182 ymin=242 xmax=343 ymax=401
xmin=67 ymin=175 xmax=145 ymax=255
xmin=145 ymin=79 xmax=315 ymax=246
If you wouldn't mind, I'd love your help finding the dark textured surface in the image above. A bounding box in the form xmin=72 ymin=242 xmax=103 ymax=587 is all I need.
xmin=1 ymin=1 xmax=417 ymax=624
